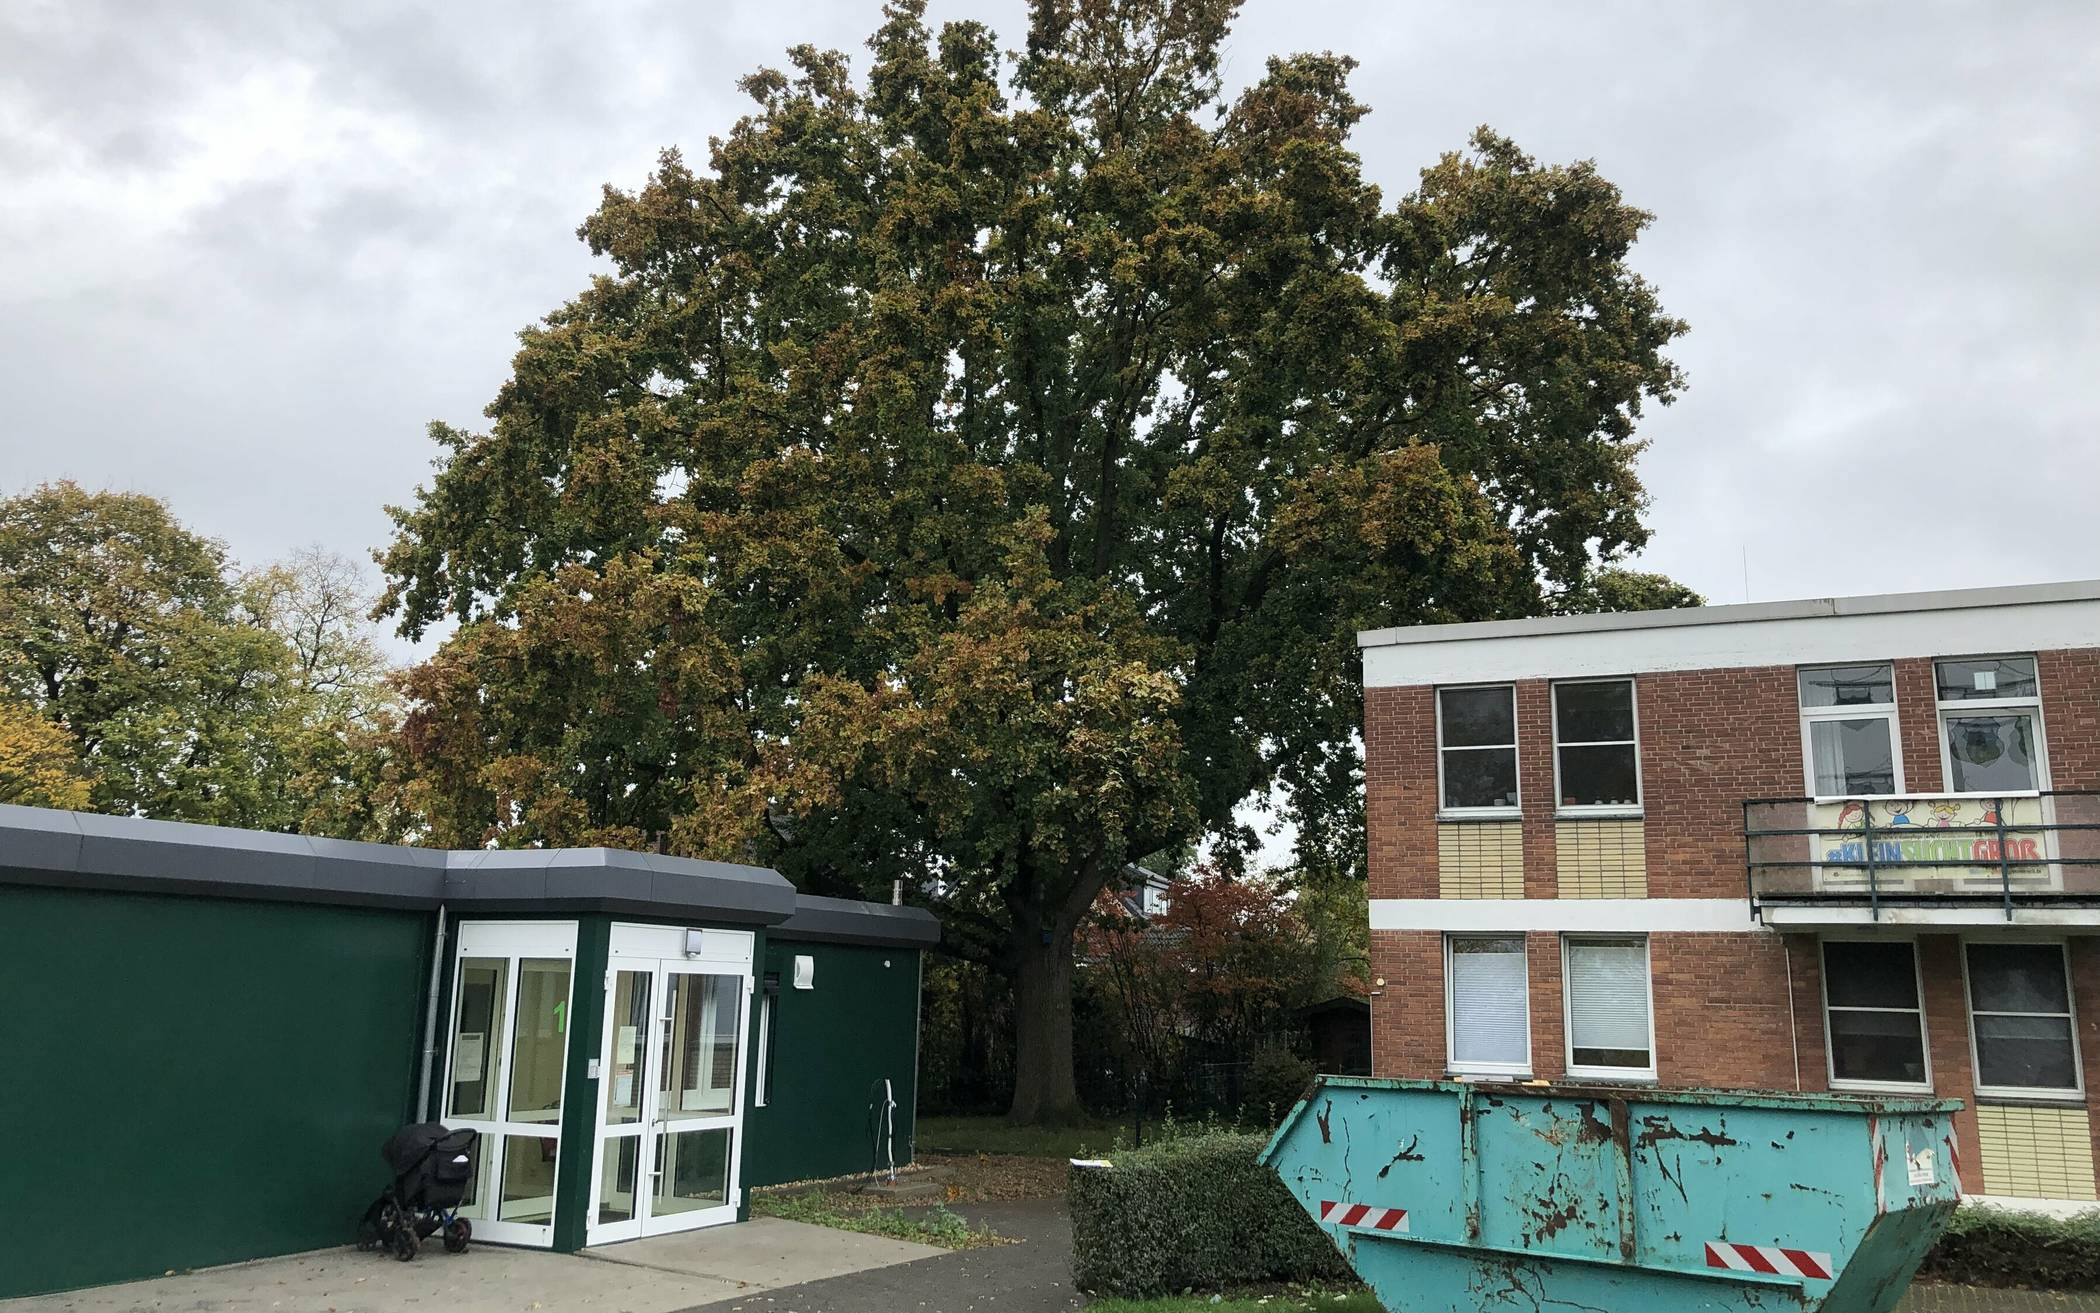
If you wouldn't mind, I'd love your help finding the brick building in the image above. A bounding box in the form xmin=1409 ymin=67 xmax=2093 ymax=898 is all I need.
xmin=1360 ymin=580 xmax=2100 ymax=1209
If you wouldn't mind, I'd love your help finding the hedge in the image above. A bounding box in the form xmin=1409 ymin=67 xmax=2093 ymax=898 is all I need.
xmin=1918 ymin=1204 xmax=2100 ymax=1290
xmin=1068 ymin=1131 xmax=1351 ymax=1296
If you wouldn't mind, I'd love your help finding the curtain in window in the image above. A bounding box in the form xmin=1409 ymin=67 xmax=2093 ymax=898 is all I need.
xmin=1450 ymin=937 xmax=1528 ymax=1068
xmin=1567 ymin=938 xmax=1651 ymax=1068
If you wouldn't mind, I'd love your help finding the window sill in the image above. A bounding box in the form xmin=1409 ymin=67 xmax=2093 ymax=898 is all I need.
xmin=1448 ymin=1068 xmax=1533 ymax=1082
xmin=1829 ymin=1079 xmax=1935 ymax=1097
xmin=1974 ymin=1088 xmax=2087 ymax=1107
xmin=1438 ymin=810 xmax=1522 ymax=823
xmin=1555 ymin=808 xmax=1643 ymax=821
xmin=1564 ymin=1069 xmax=1658 ymax=1084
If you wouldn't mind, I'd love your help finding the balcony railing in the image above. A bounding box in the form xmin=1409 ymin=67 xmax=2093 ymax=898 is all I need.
xmin=1744 ymin=791 xmax=2100 ymax=920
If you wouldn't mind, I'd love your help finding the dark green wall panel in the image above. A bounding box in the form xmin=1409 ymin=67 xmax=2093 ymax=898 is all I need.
xmin=0 ymin=886 xmax=430 ymax=1297
xmin=741 ymin=942 xmax=921 ymax=1188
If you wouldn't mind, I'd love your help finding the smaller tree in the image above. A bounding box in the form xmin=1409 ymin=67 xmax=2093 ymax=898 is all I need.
xmin=0 ymin=699 xmax=92 ymax=809
xmin=1560 ymin=567 xmax=1705 ymax=614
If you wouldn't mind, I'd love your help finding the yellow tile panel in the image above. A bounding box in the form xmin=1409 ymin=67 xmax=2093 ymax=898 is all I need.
xmin=1438 ymin=821 xmax=1524 ymax=899
xmin=1556 ymin=818 xmax=1648 ymax=899
xmin=1976 ymin=1104 xmax=2098 ymax=1201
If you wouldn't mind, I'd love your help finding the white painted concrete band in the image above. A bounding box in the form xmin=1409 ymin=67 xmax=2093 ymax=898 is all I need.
xmin=1369 ymin=897 xmax=1758 ymax=934
xmin=1761 ymin=905 xmax=2100 ymax=929
xmin=1360 ymin=595 xmax=2100 ymax=687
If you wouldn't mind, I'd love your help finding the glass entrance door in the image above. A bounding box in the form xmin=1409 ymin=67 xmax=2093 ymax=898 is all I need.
xmin=588 ymin=927 xmax=751 ymax=1244
xmin=440 ymin=921 xmax=578 ymax=1249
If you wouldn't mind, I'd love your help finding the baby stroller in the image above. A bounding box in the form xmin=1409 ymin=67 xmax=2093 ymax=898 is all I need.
xmin=357 ymin=1122 xmax=478 ymax=1260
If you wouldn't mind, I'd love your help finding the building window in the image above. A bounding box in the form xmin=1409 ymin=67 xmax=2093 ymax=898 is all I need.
xmin=1563 ymin=935 xmax=1654 ymax=1077
xmin=1966 ymin=942 xmax=2080 ymax=1096
xmin=1438 ymin=685 xmax=1519 ymax=813
xmin=1937 ymin=657 xmax=2047 ymax=795
xmin=1821 ymin=940 xmax=1928 ymax=1089
xmin=1446 ymin=935 xmax=1529 ymax=1075
xmin=1799 ymin=664 xmax=1903 ymax=797
xmin=1553 ymin=679 xmax=1640 ymax=812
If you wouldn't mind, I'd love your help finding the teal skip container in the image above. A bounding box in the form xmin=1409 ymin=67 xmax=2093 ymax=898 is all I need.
xmin=1260 ymin=1077 xmax=1964 ymax=1312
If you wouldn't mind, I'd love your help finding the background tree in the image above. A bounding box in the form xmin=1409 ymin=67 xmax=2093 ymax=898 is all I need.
xmin=1560 ymin=566 xmax=1706 ymax=614
xmin=0 ymin=699 xmax=92 ymax=809
xmin=377 ymin=0 xmax=1687 ymax=1121
xmin=0 ymin=484 xmax=398 ymax=831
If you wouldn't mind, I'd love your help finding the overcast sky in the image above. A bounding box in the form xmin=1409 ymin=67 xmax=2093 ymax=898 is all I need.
xmin=5 ymin=0 xmax=2097 ymax=655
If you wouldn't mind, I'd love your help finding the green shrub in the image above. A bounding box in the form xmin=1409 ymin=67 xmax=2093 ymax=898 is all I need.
xmin=1919 ymin=1204 xmax=2100 ymax=1290
xmin=1069 ymin=1131 xmax=1351 ymax=1296
xmin=1244 ymin=1048 xmax=1317 ymax=1126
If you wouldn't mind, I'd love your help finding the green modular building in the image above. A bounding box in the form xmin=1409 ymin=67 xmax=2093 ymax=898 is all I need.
xmin=0 ymin=803 xmax=937 ymax=1298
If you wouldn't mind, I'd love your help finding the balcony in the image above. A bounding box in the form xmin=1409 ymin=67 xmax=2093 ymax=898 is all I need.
xmin=1744 ymin=791 xmax=2100 ymax=927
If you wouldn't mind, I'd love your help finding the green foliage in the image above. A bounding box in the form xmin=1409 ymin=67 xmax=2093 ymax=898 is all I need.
xmin=1559 ymin=566 xmax=1705 ymax=614
xmin=375 ymin=0 xmax=1684 ymax=1119
xmin=1919 ymin=1204 xmax=2100 ymax=1290
xmin=752 ymin=1190 xmax=1002 ymax=1249
xmin=0 ymin=698 xmax=92 ymax=808
xmin=0 ymin=484 xmax=399 ymax=833
xmin=1244 ymin=1048 xmax=1316 ymax=1126
xmin=1070 ymin=1132 xmax=1350 ymax=1295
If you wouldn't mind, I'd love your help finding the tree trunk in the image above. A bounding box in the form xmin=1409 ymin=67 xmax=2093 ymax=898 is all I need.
xmin=1007 ymin=917 xmax=1082 ymax=1125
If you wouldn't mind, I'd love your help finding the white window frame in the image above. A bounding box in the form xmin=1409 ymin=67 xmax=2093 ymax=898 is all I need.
xmin=1934 ymin=654 xmax=2051 ymax=800
xmin=1437 ymin=683 xmax=1521 ymax=819
xmin=1551 ymin=678 xmax=1642 ymax=817
xmin=1797 ymin=663 xmax=1907 ymax=801
xmin=1444 ymin=934 xmax=1532 ymax=1078
xmin=1561 ymin=934 xmax=1658 ymax=1081
xmin=1962 ymin=937 xmax=2083 ymax=1102
xmin=1819 ymin=937 xmax=1933 ymax=1094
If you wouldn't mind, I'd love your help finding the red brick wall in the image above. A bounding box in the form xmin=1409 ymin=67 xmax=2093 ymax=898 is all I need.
xmin=1517 ymin=680 xmax=1558 ymax=897
xmin=1917 ymin=935 xmax=1984 ymax=1194
xmin=1636 ymin=666 xmax=1801 ymax=899
xmin=2071 ymin=939 xmax=2100 ymax=1190
xmin=1365 ymin=685 xmax=1437 ymax=901
xmin=2043 ymin=648 xmax=2100 ymax=790
xmin=1527 ymin=932 xmax=1566 ymax=1081
xmin=1894 ymin=658 xmax=1946 ymax=793
xmin=1368 ymin=930 xmax=1442 ymax=1076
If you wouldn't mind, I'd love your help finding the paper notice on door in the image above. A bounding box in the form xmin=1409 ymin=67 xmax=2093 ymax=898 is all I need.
xmin=615 ymin=1074 xmax=634 ymax=1106
xmin=1908 ymin=1148 xmax=1937 ymax=1187
xmin=456 ymin=1032 xmax=485 ymax=1073
xmin=617 ymin=1025 xmax=638 ymax=1065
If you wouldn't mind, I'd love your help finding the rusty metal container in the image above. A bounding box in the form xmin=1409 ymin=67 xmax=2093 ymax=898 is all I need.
xmin=1259 ymin=1076 xmax=1962 ymax=1312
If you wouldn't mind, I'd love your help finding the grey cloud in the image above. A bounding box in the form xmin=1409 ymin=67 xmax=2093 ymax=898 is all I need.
xmin=2 ymin=0 xmax=2095 ymax=664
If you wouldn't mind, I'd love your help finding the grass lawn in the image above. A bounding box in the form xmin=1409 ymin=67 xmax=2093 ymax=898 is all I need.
xmin=751 ymin=1190 xmax=1005 ymax=1249
xmin=915 ymin=1114 xmax=1123 ymax=1159
xmin=1084 ymin=1292 xmax=1379 ymax=1313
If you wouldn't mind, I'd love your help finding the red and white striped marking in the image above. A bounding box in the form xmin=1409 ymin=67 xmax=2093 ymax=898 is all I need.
xmin=1318 ymin=1200 xmax=1409 ymax=1232
xmin=1704 ymin=1242 xmax=1833 ymax=1281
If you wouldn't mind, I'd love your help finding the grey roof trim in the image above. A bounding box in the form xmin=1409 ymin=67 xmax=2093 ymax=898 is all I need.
xmin=771 ymin=893 xmax=942 ymax=948
xmin=0 ymin=803 xmax=799 ymax=924
xmin=1357 ymin=578 xmax=2100 ymax=650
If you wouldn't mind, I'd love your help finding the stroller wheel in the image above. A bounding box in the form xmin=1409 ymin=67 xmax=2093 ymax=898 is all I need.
xmin=443 ymin=1218 xmax=472 ymax=1253
xmin=389 ymin=1225 xmax=418 ymax=1262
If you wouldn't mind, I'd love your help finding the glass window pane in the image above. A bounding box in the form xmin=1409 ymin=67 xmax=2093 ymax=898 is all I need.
xmin=1944 ymin=714 xmax=2039 ymax=793
xmin=1800 ymin=665 xmax=1895 ymax=708
xmin=653 ymin=1127 xmax=732 ymax=1216
xmin=1828 ymin=1009 xmax=1927 ymax=1085
xmin=448 ymin=958 xmax=509 ymax=1119
xmin=1974 ymin=1013 xmax=2077 ymax=1091
xmin=1824 ymin=942 xmax=1920 ymax=1010
xmin=604 ymin=970 xmax=651 ymax=1126
xmin=1558 ymin=744 xmax=1639 ymax=808
xmin=663 ymin=974 xmax=741 ymax=1118
xmin=1556 ymin=681 xmax=1635 ymax=743
xmin=1967 ymin=943 xmax=2070 ymax=1013
xmin=1443 ymin=747 xmax=1518 ymax=810
xmin=1809 ymin=717 xmax=1897 ymax=796
xmin=507 ymin=959 xmax=571 ymax=1123
xmin=1449 ymin=937 xmax=1527 ymax=1068
xmin=1937 ymin=657 xmax=2038 ymax=702
xmin=498 ymin=1134 xmax=559 ymax=1223
xmin=451 ymin=1132 xmax=493 ymax=1221
xmin=596 ymin=1137 xmax=639 ymax=1225
xmin=1567 ymin=938 xmax=1650 ymax=1070
xmin=1440 ymin=686 xmax=1516 ymax=748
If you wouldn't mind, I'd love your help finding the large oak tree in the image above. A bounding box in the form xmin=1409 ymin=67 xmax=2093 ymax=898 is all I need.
xmin=378 ymin=0 xmax=1685 ymax=1121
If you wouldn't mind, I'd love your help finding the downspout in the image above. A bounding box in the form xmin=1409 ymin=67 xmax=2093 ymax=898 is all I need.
xmin=415 ymin=903 xmax=449 ymax=1119
xmin=1783 ymin=933 xmax=1802 ymax=1092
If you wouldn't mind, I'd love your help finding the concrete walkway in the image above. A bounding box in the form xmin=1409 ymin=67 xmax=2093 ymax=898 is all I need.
xmin=0 ymin=1219 xmax=944 ymax=1313
xmin=1903 ymin=1286 xmax=2100 ymax=1312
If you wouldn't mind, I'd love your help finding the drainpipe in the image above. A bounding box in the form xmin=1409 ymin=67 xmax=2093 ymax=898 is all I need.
xmin=415 ymin=903 xmax=449 ymax=1120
